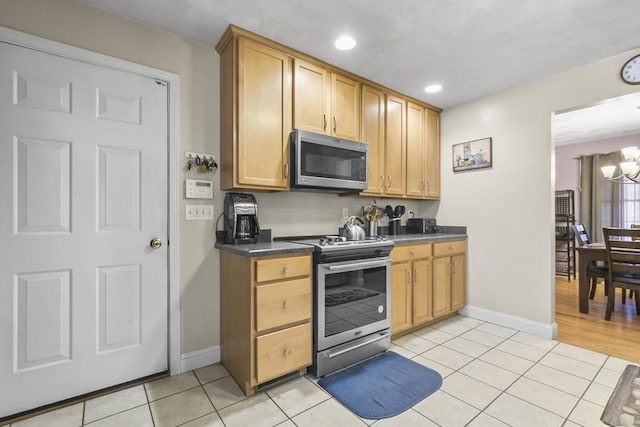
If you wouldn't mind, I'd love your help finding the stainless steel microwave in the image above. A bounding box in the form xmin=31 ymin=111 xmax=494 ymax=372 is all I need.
xmin=290 ymin=129 xmax=368 ymax=192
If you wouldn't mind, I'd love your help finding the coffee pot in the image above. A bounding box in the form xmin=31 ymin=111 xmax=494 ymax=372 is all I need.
xmin=224 ymin=192 xmax=260 ymax=244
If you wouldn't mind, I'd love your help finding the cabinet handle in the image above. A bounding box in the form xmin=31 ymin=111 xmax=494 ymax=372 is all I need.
xmin=426 ymin=180 xmax=431 ymax=192
xmin=386 ymin=176 xmax=392 ymax=188
xmin=379 ymin=175 xmax=385 ymax=189
xmin=284 ymin=347 xmax=292 ymax=357
xmin=410 ymin=250 xmax=415 ymax=256
xmin=451 ymin=262 xmax=456 ymax=274
xmin=333 ymin=116 xmax=337 ymax=133
xmin=323 ymin=114 xmax=327 ymax=131
xmin=283 ymin=265 xmax=291 ymax=274
xmin=447 ymin=263 xmax=451 ymax=274
xmin=421 ymin=179 xmax=425 ymax=191
xmin=283 ymin=299 xmax=290 ymax=309
xmin=284 ymin=163 xmax=289 ymax=179
xmin=413 ymin=269 xmax=417 ymax=283
xmin=407 ymin=270 xmax=411 ymax=285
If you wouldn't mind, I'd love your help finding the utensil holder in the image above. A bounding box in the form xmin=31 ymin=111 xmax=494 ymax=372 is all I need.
xmin=367 ymin=221 xmax=378 ymax=237
xmin=388 ymin=218 xmax=401 ymax=235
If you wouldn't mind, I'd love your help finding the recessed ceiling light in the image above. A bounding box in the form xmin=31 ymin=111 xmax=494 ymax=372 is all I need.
xmin=335 ymin=36 xmax=356 ymax=51
xmin=424 ymin=84 xmax=443 ymax=94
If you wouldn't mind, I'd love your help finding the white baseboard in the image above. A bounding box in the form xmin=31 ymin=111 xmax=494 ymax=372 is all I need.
xmin=179 ymin=345 xmax=221 ymax=373
xmin=459 ymin=305 xmax=558 ymax=339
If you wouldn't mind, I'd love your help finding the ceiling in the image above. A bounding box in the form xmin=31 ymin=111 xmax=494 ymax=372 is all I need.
xmin=80 ymin=0 xmax=640 ymax=143
xmin=553 ymin=92 xmax=640 ymax=146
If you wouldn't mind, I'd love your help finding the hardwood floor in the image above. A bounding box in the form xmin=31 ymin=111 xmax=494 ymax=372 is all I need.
xmin=555 ymin=276 xmax=640 ymax=364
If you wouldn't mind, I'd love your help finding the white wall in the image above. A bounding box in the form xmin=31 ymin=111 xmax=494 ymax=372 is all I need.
xmin=440 ymin=49 xmax=640 ymax=330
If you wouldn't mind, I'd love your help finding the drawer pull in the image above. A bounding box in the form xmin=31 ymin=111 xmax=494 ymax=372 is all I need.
xmin=283 ymin=265 xmax=291 ymax=274
xmin=282 ymin=299 xmax=290 ymax=309
xmin=410 ymin=250 xmax=415 ymax=256
xmin=284 ymin=347 xmax=292 ymax=357
xmin=449 ymin=245 xmax=454 ymax=250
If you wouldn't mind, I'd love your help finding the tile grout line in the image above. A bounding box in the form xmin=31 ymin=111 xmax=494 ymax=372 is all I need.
xmin=418 ymin=320 xmax=585 ymax=426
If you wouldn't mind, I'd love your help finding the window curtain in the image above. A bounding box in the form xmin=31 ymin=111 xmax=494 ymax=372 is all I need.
xmin=579 ymin=152 xmax=621 ymax=242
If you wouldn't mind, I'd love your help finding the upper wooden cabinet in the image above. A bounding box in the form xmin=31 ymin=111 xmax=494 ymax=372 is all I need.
xmin=218 ymin=32 xmax=292 ymax=190
xmin=406 ymin=102 xmax=425 ymax=198
xmin=360 ymin=85 xmax=385 ymax=193
xmin=293 ymin=59 xmax=360 ymax=140
xmin=216 ymin=25 xmax=441 ymax=196
xmin=385 ymin=95 xmax=407 ymax=196
xmin=406 ymin=104 xmax=440 ymax=199
xmin=424 ymin=109 xmax=441 ymax=199
xmin=360 ymin=86 xmax=406 ymax=196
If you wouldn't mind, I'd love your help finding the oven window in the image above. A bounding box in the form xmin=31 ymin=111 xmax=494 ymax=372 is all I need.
xmin=324 ymin=265 xmax=387 ymax=337
xmin=301 ymin=141 xmax=366 ymax=182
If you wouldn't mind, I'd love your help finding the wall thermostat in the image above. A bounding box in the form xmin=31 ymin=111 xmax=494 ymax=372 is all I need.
xmin=185 ymin=179 xmax=213 ymax=199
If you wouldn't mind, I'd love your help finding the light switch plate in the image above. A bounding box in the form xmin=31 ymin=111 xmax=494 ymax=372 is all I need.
xmin=186 ymin=204 xmax=214 ymax=220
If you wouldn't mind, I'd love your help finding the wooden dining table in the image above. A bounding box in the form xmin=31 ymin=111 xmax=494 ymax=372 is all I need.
xmin=575 ymin=243 xmax=606 ymax=313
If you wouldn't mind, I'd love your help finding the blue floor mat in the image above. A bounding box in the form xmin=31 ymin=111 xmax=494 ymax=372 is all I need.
xmin=318 ymin=351 xmax=443 ymax=419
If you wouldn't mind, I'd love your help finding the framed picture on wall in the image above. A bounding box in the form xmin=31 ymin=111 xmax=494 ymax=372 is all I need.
xmin=452 ymin=137 xmax=492 ymax=172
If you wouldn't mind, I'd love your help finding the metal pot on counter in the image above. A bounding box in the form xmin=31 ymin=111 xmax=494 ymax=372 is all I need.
xmin=342 ymin=216 xmax=366 ymax=241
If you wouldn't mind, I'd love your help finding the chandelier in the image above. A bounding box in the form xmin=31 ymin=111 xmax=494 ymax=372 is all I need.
xmin=601 ymin=147 xmax=640 ymax=183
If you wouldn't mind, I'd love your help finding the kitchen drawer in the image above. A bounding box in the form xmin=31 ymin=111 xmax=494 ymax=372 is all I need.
xmin=255 ymin=278 xmax=311 ymax=332
xmin=391 ymin=243 xmax=432 ymax=263
xmin=433 ymin=240 xmax=466 ymax=257
xmin=256 ymin=322 xmax=311 ymax=383
xmin=256 ymin=255 xmax=311 ymax=283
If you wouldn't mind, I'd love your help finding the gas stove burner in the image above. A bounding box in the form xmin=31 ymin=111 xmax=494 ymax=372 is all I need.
xmin=320 ymin=235 xmax=346 ymax=246
xmin=319 ymin=235 xmax=387 ymax=246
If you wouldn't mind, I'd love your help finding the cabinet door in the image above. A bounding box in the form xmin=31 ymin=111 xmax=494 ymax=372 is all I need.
xmin=391 ymin=262 xmax=412 ymax=334
xmin=384 ymin=95 xmax=406 ymax=195
xmin=360 ymin=85 xmax=385 ymax=194
xmin=294 ymin=59 xmax=330 ymax=134
xmin=406 ymin=102 xmax=425 ymax=198
xmin=425 ymin=109 xmax=440 ymax=198
xmin=412 ymin=259 xmax=433 ymax=324
xmin=432 ymin=257 xmax=451 ymax=318
xmin=237 ymin=38 xmax=291 ymax=188
xmin=331 ymin=73 xmax=360 ymax=140
xmin=451 ymin=254 xmax=466 ymax=310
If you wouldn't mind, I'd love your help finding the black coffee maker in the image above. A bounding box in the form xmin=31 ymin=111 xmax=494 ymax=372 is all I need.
xmin=224 ymin=192 xmax=260 ymax=244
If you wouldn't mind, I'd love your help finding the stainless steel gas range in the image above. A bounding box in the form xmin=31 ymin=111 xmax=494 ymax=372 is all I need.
xmin=280 ymin=235 xmax=394 ymax=377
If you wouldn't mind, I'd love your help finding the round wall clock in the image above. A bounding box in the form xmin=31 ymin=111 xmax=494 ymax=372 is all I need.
xmin=620 ymin=54 xmax=640 ymax=85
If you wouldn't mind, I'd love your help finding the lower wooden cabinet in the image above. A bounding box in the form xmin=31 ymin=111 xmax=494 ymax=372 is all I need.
xmin=220 ymin=251 xmax=312 ymax=395
xmin=391 ymin=239 xmax=466 ymax=336
xmin=255 ymin=322 xmax=311 ymax=383
xmin=390 ymin=244 xmax=433 ymax=335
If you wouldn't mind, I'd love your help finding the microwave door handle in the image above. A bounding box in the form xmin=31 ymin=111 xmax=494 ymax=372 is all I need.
xmin=327 ymin=259 xmax=388 ymax=272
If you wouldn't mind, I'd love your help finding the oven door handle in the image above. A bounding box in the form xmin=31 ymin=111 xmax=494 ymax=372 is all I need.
xmin=327 ymin=259 xmax=388 ymax=272
xmin=326 ymin=332 xmax=390 ymax=359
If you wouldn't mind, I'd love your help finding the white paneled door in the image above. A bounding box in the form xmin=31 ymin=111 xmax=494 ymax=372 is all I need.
xmin=0 ymin=42 xmax=168 ymax=417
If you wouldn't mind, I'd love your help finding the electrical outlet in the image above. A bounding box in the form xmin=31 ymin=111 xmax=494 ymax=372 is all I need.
xmin=343 ymin=208 xmax=349 ymax=219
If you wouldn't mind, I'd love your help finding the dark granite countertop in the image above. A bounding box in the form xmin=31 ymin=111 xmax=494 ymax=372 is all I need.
xmin=387 ymin=233 xmax=467 ymax=244
xmin=215 ymin=230 xmax=467 ymax=257
xmin=214 ymin=240 xmax=314 ymax=257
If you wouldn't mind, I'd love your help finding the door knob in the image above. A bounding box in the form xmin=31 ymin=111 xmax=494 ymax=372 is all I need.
xmin=150 ymin=238 xmax=162 ymax=249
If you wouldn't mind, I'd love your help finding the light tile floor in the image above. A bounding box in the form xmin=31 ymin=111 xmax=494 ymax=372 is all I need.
xmin=5 ymin=315 xmax=633 ymax=427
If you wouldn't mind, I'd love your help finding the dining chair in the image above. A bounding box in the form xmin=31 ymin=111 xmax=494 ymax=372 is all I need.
xmin=602 ymin=227 xmax=640 ymax=321
xmin=572 ymin=224 xmax=608 ymax=299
